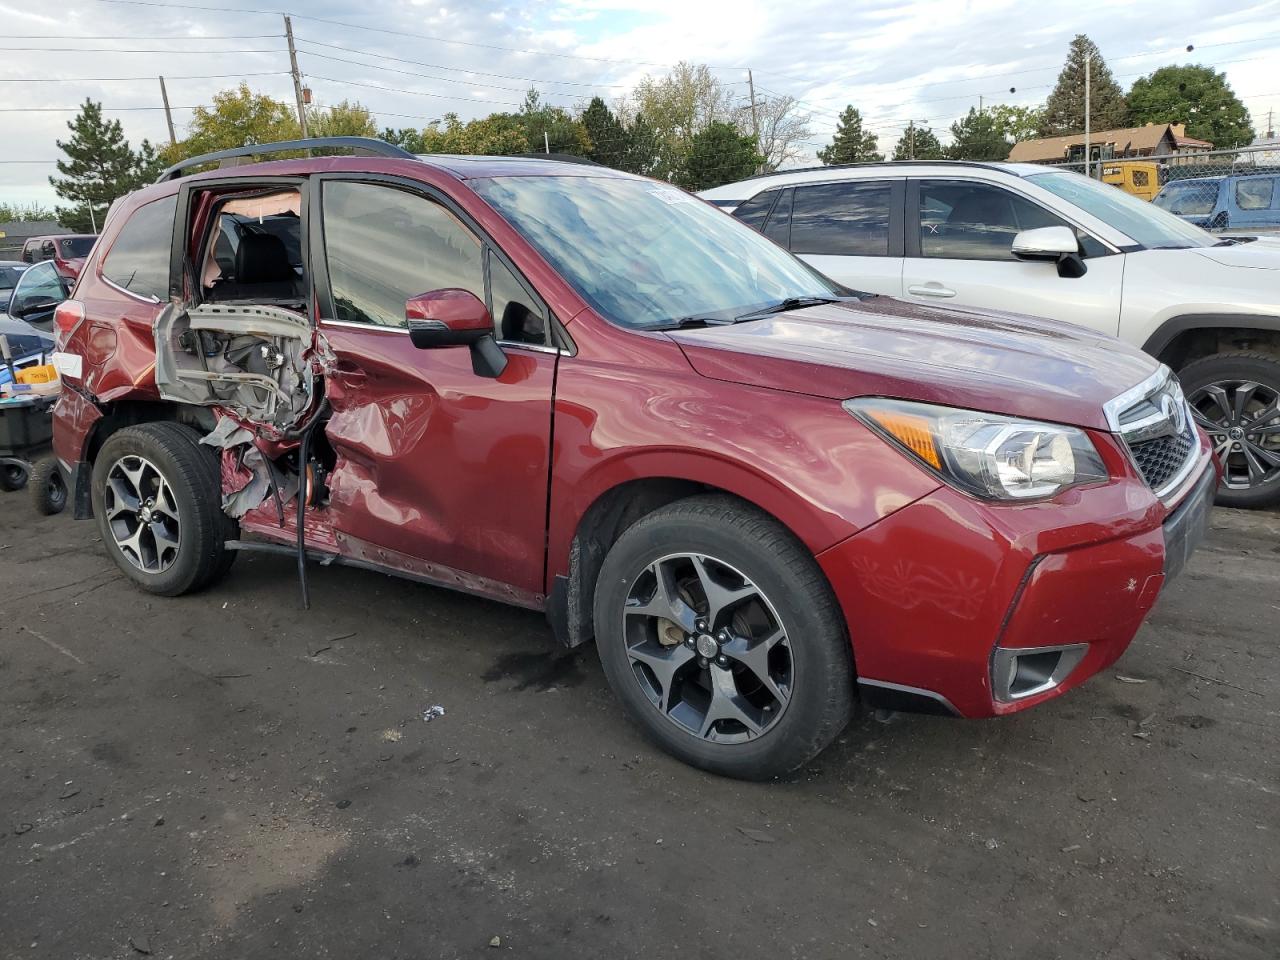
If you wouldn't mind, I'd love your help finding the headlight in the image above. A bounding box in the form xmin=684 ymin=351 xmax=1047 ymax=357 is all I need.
xmin=844 ymin=398 xmax=1108 ymax=501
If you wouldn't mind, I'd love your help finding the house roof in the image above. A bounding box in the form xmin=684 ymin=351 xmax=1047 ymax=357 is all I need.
xmin=0 ymin=220 xmax=64 ymax=242
xmin=1008 ymin=124 xmax=1203 ymax=163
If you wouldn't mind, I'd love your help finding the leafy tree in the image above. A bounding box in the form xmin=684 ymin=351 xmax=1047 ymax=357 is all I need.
xmin=165 ymin=83 xmax=300 ymax=164
xmin=817 ymin=106 xmax=883 ymax=165
xmin=1039 ymin=35 xmax=1128 ymax=136
xmin=631 ymin=62 xmax=736 ymax=179
xmin=891 ymin=123 xmax=945 ymax=160
xmin=309 ymin=99 xmax=377 ymax=138
xmin=1128 ymin=64 xmax=1254 ymax=150
xmin=520 ymin=89 xmax=590 ymax=155
xmin=948 ymin=108 xmax=1012 ymax=160
xmin=679 ymin=121 xmax=761 ymax=190
xmin=622 ymin=113 xmax=662 ymax=176
xmin=0 ymin=201 xmax=57 ymax=222
xmin=581 ymin=96 xmax=630 ymax=168
xmin=380 ymin=127 xmax=426 ymax=153
xmin=49 ymin=99 xmax=158 ymax=232
xmin=986 ymin=104 xmax=1045 ymax=144
xmin=747 ymin=92 xmax=812 ymax=172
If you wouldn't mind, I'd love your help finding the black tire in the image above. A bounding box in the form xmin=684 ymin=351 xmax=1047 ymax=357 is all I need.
xmin=1 ymin=462 xmax=27 ymax=492
xmin=1178 ymin=351 xmax=1280 ymax=509
xmin=593 ymin=494 xmax=855 ymax=780
xmin=28 ymin=457 xmax=67 ymax=515
xmin=91 ymin=422 xmax=238 ymax=596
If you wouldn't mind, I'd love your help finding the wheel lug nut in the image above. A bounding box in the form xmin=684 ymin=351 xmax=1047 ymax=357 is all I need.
xmin=716 ymin=655 xmax=728 ymax=667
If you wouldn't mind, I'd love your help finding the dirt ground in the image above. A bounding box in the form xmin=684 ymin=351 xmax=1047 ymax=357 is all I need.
xmin=1 ymin=496 xmax=1277 ymax=960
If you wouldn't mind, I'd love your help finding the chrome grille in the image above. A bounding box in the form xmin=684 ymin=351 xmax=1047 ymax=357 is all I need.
xmin=1104 ymin=367 xmax=1199 ymax=498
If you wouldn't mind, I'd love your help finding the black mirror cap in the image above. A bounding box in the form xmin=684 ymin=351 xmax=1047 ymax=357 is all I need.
xmin=408 ymin=318 xmax=490 ymax=350
xmin=1056 ymin=253 xmax=1088 ymax=279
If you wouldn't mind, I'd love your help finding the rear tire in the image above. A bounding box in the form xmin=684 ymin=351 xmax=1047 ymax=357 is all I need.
xmin=91 ymin=422 xmax=238 ymax=595
xmin=2 ymin=462 xmax=28 ymax=491
xmin=593 ymin=495 xmax=854 ymax=780
xmin=29 ymin=457 xmax=67 ymax=515
xmin=1178 ymin=351 xmax=1280 ymax=509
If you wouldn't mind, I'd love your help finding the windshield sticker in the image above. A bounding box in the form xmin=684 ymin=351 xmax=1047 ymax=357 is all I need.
xmin=648 ymin=188 xmax=696 ymax=205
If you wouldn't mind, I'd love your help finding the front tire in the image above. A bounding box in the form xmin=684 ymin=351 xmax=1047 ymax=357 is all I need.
xmin=91 ymin=422 xmax=237 ymax=595
xmin=29 ymin=457 xmax=67 ymax=515
xmin=593 ymin=495 xmax=854 ymax=780
xmin=1179 ymin=351 xmax=1280 ymax=509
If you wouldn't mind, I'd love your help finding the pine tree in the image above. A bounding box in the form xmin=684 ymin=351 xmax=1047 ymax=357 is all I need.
xmin=948 ymin=109 xmax=1012 ymax=160
xmin=891 ymin=123 xmax=945 ymax=160
xmin=1039 ymin=35 xmax=1129 ymax=136
xmin=679 ymin=121 xmax=761 ymax=190
xmin=817 ymin=106 xmax=883 ymax=165
xmin=49 ymin=99 xmax=155 ymax=232
xmin=581 ymin=97 xmax=629 ymax=169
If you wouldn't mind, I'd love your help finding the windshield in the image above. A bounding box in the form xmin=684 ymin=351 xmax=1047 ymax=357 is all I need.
xmin=1028 ymin=170 xmax=1216 ymax=249
xmin=58 ymin=236 xmax=96 ymax=257
xmin=471 ymin=175 xmax=841 ymax=329
xmin=0 ymin=264 xmax=26 ymax=290
xmin=1152 ymin=180 xmax=1221 ymax=217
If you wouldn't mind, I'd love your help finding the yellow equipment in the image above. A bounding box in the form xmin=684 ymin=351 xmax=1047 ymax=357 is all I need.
xmin=1101 ymin=161 xmax=1161 ymax=202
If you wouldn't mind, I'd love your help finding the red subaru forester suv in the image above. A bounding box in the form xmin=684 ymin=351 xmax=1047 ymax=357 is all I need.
xmin=49 ymin=138 xmax=1215 ymax=779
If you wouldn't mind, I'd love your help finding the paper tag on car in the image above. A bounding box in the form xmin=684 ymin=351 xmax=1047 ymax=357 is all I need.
xmin=648 ymin=188 xmax=695 ymax=205
xmin=52 ymin=352 xmax=82 ymax=379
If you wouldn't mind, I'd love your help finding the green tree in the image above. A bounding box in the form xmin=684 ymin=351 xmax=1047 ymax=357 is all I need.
xmin=380 ymin=127 xmax=426 ymax=153
xmin=1128 ymin=64 xmax=1253 ymax=150
xmin=679 ymin=121 xmax=761 ymax=190
xmin=817 ymin=106 xmax=883 ymax=164
xmin=49 ymin=99 xmax=158 ymax=232
xmin=166 ymin=83 xmax=300 ymax=164
xmin=581 ymin=96 xmax=629 ymax=168
xmin=948 ymin=108 xmax=1012 ymax=160
xmin=0 ymin=201 xmax=57 ymax=222
xmin=891 ymin=123 xmax=945 ymax=160
xmin=631 ymin=62 xmax=736 ymax=179
xmin=309 ymin=99 xmax=377 ymax=138
xmin=986 ymin=104 xmax=1045 ymax=143
xmin=622 ymin=113 xmax=662 ymax=176
xmin=1039 ymin=35 xmax=1128 ymax=136
xmin=520 ymin=90 xmax=590 ymax=155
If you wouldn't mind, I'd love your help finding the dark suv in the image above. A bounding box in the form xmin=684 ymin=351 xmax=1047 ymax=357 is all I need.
xmin=49 ymin=138 xmax=1215 ymax=779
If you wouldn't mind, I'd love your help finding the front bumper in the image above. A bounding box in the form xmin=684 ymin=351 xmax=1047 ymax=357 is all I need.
xmin=817 ymin=444 xmax=1216 ymax=719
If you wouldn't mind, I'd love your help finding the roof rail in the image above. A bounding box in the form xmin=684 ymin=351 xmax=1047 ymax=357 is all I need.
xmin=155 ymin=136 xmax=416 ymax=183
xmin=729 ymin=158 xmax=1005 ymax=185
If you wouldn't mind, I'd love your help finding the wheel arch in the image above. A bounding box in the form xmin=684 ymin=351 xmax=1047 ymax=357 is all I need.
xmin=1143 ymin=314 xmax=1280 ymax=371
xmin=546 ymin=457 xmax=843 ymax=650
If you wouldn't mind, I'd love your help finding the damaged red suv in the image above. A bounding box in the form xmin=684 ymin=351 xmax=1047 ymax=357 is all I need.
xmin=50 ymin=138 xmax=1215 ymax=779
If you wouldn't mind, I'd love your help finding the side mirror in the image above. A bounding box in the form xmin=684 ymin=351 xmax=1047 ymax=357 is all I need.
xmin=405 ymin=288 xmax=507 ymax=379
xmin=1011 ymin=226 xmax=1087 ymax=279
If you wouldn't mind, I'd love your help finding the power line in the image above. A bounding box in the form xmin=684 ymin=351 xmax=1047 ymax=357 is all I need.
xmin=0 ymin=46 xmax=282 ymax=54
xmin=92 ymin=0 xmax=747 ymax=71
xmin=294 ymin=37 xmax=632 ymax=91
xmin=3 ymin=33 xmax=281 ymax=39
xmin=304 ymin=74 xmax=525 ymax=109
xmin=0 ymin=71 xmax=290 ymax=83
xmin=0 ymin=105 xmax=204 ymax=112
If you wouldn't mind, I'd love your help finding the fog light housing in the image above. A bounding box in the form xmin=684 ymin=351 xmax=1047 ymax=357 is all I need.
xmin=991 ymin=644 xmax=1088 ymax=702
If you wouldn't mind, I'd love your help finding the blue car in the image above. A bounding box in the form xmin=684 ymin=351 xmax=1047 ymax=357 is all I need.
xmin=1153 ymin=173 xmax=1280 ymax=233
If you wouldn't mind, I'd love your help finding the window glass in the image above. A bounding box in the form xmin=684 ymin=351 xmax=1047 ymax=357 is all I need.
xmin=1030 ymin=170 xmax=1214 ymax=249
xmin=487 ymin=250 xmax=546 ymax=345
xmin=731 ymin=190 xmax=778 ymax=231
xmin=763 ymin=188 xmax=792 ymax=246
xmin=918 ymin=181 xmax=1093 ymax=260
xmin=1152 ymin=179 xmax=1219 ymax=216
xmin=472 ymin=176 xmax=838 ymax=331
xmin=323 ymin=181 xmax=484 ymax=328
xmin=1236 ymin=178 xmax=1274 ymax=211
xmin=10 ymin=261 xmax=66 ymax=308
xmin=790 ymin=181 xmax=891 ymax=256
xmin=101 ymin=194 xmax=177 ymax=300
xmin=0 ymin=264 xmax=27 ymax=291
xmin=58 ymin=237 xmax=96 ymax=257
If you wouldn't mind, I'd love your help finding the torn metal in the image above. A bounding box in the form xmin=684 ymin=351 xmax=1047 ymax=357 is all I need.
xmin=200 ymin=415 xmax=298 ymax=519
xmin=154 ymin=302 xmax=315 ymax=432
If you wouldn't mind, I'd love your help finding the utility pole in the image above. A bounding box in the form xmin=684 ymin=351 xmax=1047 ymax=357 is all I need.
xmin=747 ymin=68 xmax=762 ymax=173
xmin=1084 ymin=51 xmax=1092 ymax=178
xmin=908 ymin=121 xmax=915 ymax=159
xmin=158 ymin=76 xmax=177 ymax=146
xmin=284 ymin=15 xmax=309 ymax=139
xmin=544 ymin=131 xmax=550 ymax=154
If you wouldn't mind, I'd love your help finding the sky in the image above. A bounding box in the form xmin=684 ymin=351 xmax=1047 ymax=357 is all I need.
xmin=2 ymin=0 xmax=1278 ymax=210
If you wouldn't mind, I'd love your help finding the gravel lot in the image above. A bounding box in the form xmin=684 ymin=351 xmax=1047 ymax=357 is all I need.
xmin=1 ymin=497 xmax=1277 ymax=959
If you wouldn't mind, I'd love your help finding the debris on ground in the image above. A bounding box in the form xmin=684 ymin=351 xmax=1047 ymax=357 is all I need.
xmin=489 ymin=935 xmax=502 ymax=948
xmin=128 ymin=933 xmax=152 ymax=955
xmin=736 ymin=826 xmax=777 ymax=843
xmin=423 ymin=705 xmax=446 ymax=723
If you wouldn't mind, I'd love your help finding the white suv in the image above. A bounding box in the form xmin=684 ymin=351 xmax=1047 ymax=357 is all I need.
xmin=701 ymin=162 xmax=1280 ymax=507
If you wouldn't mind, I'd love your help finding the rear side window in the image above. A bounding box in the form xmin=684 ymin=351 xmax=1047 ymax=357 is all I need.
xmin=731 ymin=190 xmax=779 ymax=231
xmin=1235 ymin=178 xmax=1274 ymax=210
xmin=101 ymin=195 xmax=177 ymax=300
xmin=790 ymin=181 xmax=892 ymax=256
xmin=762 ymin=188 xmax=792 ymax=246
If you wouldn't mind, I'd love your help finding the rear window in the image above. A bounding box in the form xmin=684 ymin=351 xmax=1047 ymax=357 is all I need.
xmin=1153 ymin=180 xmax=1220 ymax=216
xmin=57 ymin=236 xmax=96 ymax=257
xmin=101 ymin=194 xmax=177 ymax=300
xmin=0 ymin=264 xmax=26 ymax=289
xmin=790 ymin=181 xmax=892 ymax=256
xmin=1235 ymin=178 xmax=1274 ymax=211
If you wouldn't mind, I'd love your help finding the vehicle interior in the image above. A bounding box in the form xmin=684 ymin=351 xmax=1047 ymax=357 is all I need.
xmin=199 ymin=189 xmax=306 ymax=308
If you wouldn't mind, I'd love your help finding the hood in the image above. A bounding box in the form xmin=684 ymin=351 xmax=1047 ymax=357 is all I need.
xmin=1190 ymin=236 xmax=1280 ymax=271
xmin=666 ymin=297 xmax=1160 ymax=432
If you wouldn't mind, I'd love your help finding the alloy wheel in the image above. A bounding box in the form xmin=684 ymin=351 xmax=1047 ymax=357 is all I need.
xmin=622 ymin=552 xmax=793 ymax=744
xmin=1187 ymin=379 xmax=1280 ymax=490
xmin=103 ymin=455 xmax=182 ymax=573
